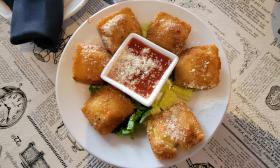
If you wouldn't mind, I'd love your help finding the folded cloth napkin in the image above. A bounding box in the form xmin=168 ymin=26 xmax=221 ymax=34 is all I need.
xmin=4 ymin=0 xmax=63 ymax=49
xmin=3 ymin=0 xmax=13 ymax=9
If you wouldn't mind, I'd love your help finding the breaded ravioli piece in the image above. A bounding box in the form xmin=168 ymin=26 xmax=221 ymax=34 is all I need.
xmin=175 ymin=45 xmax=221 ymax=89
xmin=147 ymin=12 xmax=191 ymax=55
xmin=97 ymin=8 xmax=142 ymax=54
xmin=72 ymin=43 xmax=111 ymax=84
xmin=82 ymin=86 xmax=134 ymax=135
xmin=147 ymin=102 xmax=204 ymax=160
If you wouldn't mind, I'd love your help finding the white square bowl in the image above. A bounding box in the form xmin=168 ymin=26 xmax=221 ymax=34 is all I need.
xmin=101 ymin=33 xmax=179 ymax=106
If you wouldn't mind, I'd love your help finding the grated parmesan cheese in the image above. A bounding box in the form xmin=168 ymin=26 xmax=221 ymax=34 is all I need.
xmin=80 ymin=44 xmax=100 ymax=58
xmin=164 ymin=107 xmax=187 ymax=142
xmin=111 ymin=48 xmax=160 ymax=91
xmin=102 ymin=14 xmax=124 ymax=36
xmin=159 ymin=19 xmax=177 ymax=30
xmin=108 ymin=38 xmax=172 ymax=98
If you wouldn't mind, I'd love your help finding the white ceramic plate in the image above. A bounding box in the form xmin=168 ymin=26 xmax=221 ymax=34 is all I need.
xmin=0 ymin=0 xmax=88 ymax=21
xmin=56 ymin=1 xmax=231 ymax=167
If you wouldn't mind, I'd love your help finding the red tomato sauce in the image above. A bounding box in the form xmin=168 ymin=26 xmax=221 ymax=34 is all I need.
xmin=108 ymin=38 xmax=172 ymax=98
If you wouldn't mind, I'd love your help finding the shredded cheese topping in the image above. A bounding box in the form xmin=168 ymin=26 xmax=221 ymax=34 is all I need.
xmin=109 ymin=47 xmax=164 ymax=97
xmin=80 ymin=43 xmax=100 ymax=58
xmin=102 ymin=14 xmax=124 ymax=36
xmin=112 ymin=48 xmax=161 ymax=87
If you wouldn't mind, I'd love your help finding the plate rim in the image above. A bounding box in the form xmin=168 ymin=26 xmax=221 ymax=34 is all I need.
xmin=56 ymin=0 xmax=231 ymax=167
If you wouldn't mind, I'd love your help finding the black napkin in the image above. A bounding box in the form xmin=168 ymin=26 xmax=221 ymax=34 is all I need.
xmin=3 ymin=0 xmax=13 ymax=9
xmin=4 ymin=0 xmax=63 ymax=49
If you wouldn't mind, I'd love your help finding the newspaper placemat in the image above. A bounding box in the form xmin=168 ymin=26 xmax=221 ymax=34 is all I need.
xmin=0 ymin=0 xmax=279 ymax=167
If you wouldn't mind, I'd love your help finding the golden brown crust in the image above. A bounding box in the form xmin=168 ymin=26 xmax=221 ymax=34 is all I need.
xmin=72 ymin=44 xmax=111 ymax=84
xmin=175 ymin=45 xmax=221 ymax=89
xmin=147 ymin=102 xmax=204 ymax=160
xmin=147 ymin=12 xmax=191 ymax=55
xmin=82 ymin=86 xmax=134 ymax=135
xmin=97 ymin=7 xmax=142 ymax=54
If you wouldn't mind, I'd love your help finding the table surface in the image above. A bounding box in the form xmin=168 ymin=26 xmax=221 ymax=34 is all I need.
xmin=0 ymin=0 xmax=279 ymax=168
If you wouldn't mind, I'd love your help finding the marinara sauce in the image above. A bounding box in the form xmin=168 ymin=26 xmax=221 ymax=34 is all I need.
xmin=108 ymin=38 xmax=172 ymax=98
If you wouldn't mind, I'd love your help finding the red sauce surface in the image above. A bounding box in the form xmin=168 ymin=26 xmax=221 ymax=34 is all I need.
xmin=108 ymin=38 xmax=172 ymax=98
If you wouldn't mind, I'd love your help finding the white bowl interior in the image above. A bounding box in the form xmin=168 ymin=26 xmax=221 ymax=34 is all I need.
xmin=101 ymin=33 xmax=179 ymax=107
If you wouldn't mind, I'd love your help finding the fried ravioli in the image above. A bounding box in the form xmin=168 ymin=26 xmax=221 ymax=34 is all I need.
xmin=175 ymin=45 xmax=221 ymax=89
xmin=82 ymin=86 xmax=134 ymax=135
xmin=147 ymin=12 xmax=191 ymax=55
xmin=97 ymin=7 xmax=142 ymax=54
xmin=72 ymin=44 xmax=111 ymax=84
xmin=147 ymin=102 xmax=204 ymax=160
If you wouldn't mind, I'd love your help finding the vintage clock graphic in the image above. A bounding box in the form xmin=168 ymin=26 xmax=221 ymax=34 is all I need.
xmin=0 ymin=86 xmax=27 ymax=129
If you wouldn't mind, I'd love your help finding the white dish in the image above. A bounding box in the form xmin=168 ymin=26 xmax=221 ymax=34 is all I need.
xmin=0 ymin=0 xmax=88 ymax=21
xmin=64 ymin=0 xmax=89 ymax=20
xmin=101 ymin=33 xmax=179 ymax=107
xmin=56 ymin=1 xmax=231 ymax=167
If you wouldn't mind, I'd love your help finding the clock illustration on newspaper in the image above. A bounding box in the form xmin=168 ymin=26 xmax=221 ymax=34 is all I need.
xmin=0 ymin=86 xmax=27 ymax=129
